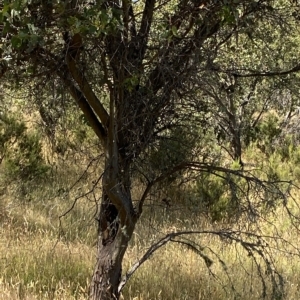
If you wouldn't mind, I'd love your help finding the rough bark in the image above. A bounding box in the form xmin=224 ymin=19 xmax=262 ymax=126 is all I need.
xmin=89 ymin=178 xmax=136 ymax=300
xmin=89 ymin=234 xmax=126 ymax=300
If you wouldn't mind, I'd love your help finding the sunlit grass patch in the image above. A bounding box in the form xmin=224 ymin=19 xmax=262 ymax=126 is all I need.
xmin=2 ymin=200 xmax=300 ymax=299
xmin=1 ymin=162 xmax=300 ymax=299
xmin=0 ymin=225 xmax=93 ymax=299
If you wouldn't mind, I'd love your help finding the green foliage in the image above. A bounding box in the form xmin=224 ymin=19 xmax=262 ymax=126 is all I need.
xmin=219 ymin=4 xmax=240 ymax=25
xmin=258 ymin=114 xmax=281 ymax=142
xmin=2 ymin=0 xmax=300 ymax=297
xmin=52 ymin=109 xmax=98 ymax=156
xmin=4 ymin=132 xmax=49 ymax=181
xmin=194 ymin=174 xmax=230 ymax=221
xmin=148 ymin=126 xmax=196 ymax=178
xmin=0 ymin=113 xmax=49 ymax=184
xmin=252 ymin=114 xmax=282 ymax=155
xmin=190 ymin=170 xmax=246 ymax=222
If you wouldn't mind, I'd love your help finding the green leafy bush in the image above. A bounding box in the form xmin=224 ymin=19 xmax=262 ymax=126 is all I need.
xmin=147 ymin=125 xmax=197 ymax=178
xmin=0 ymin=113 xmax=49 ymax=184
xmin=254 ymin=114 xmax=282 ymax=155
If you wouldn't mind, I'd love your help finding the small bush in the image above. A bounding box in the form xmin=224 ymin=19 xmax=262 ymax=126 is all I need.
xmin=4 ymin=132 xmax=49 ymax=181
xmin=0 ymin=113 xmax=49 ymax=192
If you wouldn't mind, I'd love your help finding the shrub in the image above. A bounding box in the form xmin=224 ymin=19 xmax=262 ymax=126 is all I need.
xmin=0 ymin=112 xmax=49 ymax=187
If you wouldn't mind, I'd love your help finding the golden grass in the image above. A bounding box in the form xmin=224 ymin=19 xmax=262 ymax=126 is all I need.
xmin=1 ymin=161 xmax=300 ymax=300
xmin=1 ymin=194 xmax=300 ymax=300
xmin=0 ymin=222 xmax=92 ymax=299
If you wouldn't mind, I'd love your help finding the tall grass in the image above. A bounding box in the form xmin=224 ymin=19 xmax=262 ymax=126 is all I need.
xmin=1 ymin=144 xmax=300 ymax=299
xmin=2 ymin=182 xmax=300 ymax=300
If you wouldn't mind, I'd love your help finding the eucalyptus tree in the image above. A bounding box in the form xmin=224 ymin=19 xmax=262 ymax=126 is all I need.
xmin=1 ymin=0 xmax=300 ymax=299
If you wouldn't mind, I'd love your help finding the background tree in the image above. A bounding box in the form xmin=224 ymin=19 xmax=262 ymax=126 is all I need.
xmin=1 ymin=0 xmax=300 ymax=299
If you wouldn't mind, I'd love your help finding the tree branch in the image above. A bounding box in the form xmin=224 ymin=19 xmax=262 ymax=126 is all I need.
xmin=137 ymin=162 xmax=190 ymax=215
xmin=35 ymin=48 xmax=108 ymax=146
xmin=65 ymin=34 xmax=110 ymax=128
xmin=0 ymin=60 xmax=8 ymax=79
xmin=118 ymin=228 xmax=284 ymax=293
xmin=225 ymin=64 xmax=300 ymax=78
xmin=118 ymin=231 xmax=176 ymax=293
xmin=138 ymin=0 xmax=156 ymax=37
xmin=136 ymin=159 xmax=292 ymax=216
xmin=68 ymin=84 xmax=107 ymax=146
xmin=127 ymin=0 xmax=156 ymax=67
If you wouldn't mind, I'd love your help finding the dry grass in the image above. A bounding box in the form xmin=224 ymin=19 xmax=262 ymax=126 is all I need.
xmin=1 ymin=160 xmax=300 ymax=300
xmin=1 ymin=191 xmax=300 ymax=300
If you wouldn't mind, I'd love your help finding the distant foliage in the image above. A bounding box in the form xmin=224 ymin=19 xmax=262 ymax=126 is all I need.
xmin=255 ymin=114 xmax=282 ymax=155
xmin=0 ymin=112 xmax=49 ymax=184
xmin=148 ymin=126 xmax=196 ymax=176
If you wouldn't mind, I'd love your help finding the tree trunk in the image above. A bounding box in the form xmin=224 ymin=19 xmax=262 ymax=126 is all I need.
xmin=90 ymin=238 xmax=125 ymax=300
xmin=90 ymin=191 xmax=136 ymax=300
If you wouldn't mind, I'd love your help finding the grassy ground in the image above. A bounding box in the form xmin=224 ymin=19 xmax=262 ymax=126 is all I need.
xmin=1 ymin=150 xmax=300 ymax=299
xmin=1 ymin=181 xmax=300 ymax=300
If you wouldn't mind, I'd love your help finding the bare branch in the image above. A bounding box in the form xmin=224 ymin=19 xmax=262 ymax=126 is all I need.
xmin=65 ymin=34 xmax=110 ymax=128
xmin=225 ymin=64 xmax=300 ymax=78
xmin=32 ymin=48 xmax=108 ymax=145
xmin=68 ymin=84 xmax=107 ymax=145
xmin=118 ymin=231 xmax=175 ymax=293
xmin=118 ymin=228 xmax=290 ymax=294
xmin=138 ymin=0 xmax=156 ymax=37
